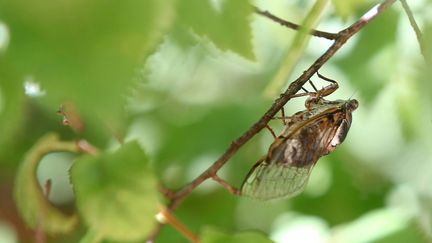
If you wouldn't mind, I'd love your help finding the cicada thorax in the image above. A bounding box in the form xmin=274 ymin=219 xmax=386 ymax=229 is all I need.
xmin=240 ymin=73 xmax=359 ymax=200
xmin=279 ymin=98 xmax=358 ymax=159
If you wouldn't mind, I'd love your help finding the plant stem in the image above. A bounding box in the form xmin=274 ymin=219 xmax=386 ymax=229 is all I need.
xmin=399 ymin=0 xmax=426 ymax=61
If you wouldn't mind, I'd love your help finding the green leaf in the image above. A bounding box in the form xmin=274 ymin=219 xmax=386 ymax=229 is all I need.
xmin=201 ymin=226 xmax=274 ymax=243
xmin=0 ymin=60 xmax=24 ymax=163
xmin=177 ymin=0 xmax=255 ymax=60
xmin=0 ymin=0 xmax=174 ymax=144
xmin=71 ymin=141 xmax=160 ymax=242
xmin=79 ymin=229 xmax=103 ymax=243
xmin=331 ymin=0 xmax=365 ymax=21
xmin=14 ymin=133 xmax=79 ymax=234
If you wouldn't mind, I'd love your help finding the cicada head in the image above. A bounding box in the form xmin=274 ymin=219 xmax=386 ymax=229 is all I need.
xmin=327 ymin=99 xmax=359 ymax=151
xmin=346 ymin=99 xmax=359 ymax=112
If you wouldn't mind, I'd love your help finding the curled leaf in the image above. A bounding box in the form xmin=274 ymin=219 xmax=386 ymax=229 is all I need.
xmin=14 ymin=133 xmax=79 ymax=234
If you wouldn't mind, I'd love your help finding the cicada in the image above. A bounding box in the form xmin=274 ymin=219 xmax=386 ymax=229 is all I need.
xmin=241 ymin=77 xmax=359 ymax=200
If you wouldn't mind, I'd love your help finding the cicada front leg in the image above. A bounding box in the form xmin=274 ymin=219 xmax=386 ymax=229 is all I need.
xmin=316 ymin=71 xmax=339 ymax=97
xmin=290 ymin=72 xmax=338 ymax=101
xmin=270 ymin=72 xmax=340 ymax=137
xmin=305 ymin=72 xmax=340 ymax=109
xmin=270 ymin=106 xmax=301 ymax=136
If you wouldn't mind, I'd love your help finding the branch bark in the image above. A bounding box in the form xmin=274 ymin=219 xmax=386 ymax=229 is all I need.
xmin=254 ymin=6 xmax=338 ymax=40
xmin=147 ymin=0 xmax=396 ymax=241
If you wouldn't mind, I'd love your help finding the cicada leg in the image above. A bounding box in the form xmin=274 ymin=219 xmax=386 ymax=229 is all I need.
xmin=291 ymin=72 xmax=339 ymax=101
xmin=316 ymin=71 xmax=339 ymax=97
xmin=317 ymin=71 xmax=337 ymax=83
xmin=290 ymin=86 xmax=316 ymax=99
xmin=158 ymin=183 xmax=176 ymax=199
xmin=265 ymin=124 xmax=277 ymax=139
xmin=305 ymin=72 xmax=340 ymax=109
xmin=270 ymin=106 xmax=292 ymax=131
xmin=281 ymin=106 xmax=287 ymax=125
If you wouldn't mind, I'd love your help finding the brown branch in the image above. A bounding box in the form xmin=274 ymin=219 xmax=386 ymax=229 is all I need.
xmin=254 ymin=6 xmax=338 ymax=40
xmin=156 ymin=207 xmax=199 ymax=243
xmin=399 ymin=0 xmax=426 ymax=60
xmin=146 ymin=0 xmax=396 ymax=241
xmin=76 ymin=139 xmax=99 ymax=155
xmin=211 ymin=174 xmax=240 ymax=195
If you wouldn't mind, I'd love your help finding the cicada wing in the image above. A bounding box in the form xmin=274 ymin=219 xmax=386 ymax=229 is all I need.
xmin=240 ymin=99 xmax=357 ymax=201
xmin=240 ymin=119 xmax=335 ymax=200
xmin=241 ymin=161 xmax=314 ymax=200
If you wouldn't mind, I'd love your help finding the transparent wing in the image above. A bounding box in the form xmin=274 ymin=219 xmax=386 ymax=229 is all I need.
xmin=241 ymin=108 xmax=345 ymax=200
xmin=241 ymin=161 xmax=314 ymax=200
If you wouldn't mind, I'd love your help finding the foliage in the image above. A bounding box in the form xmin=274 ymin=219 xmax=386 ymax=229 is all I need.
xmin=1 ymin=0 xmax=432 ymax=242
xmin=71 ymin=141 xmax=159 ymax=241
xmin=14 ymin=134 xmax=79 ymax=234
xmin=200 ymin=226 xmax=273 ymax=243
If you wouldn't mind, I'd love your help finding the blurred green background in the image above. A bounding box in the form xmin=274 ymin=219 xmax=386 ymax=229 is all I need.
xmin=1 ymin=0 xmax=432 ymax=242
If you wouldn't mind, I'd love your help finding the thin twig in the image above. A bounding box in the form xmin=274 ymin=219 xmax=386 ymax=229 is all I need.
xmin=158 ymin=184 xmax=176 ymax=199
xmin=211 ymin=174 xmax=240 ymax=195
xmin=156 ymin=207 xmax=199 ymax=243
xmin=254 ymin=6 xmax=338 ymax=40
xmin=146 ymin=0 xmax=396 ymax=241
xmin=76 ymin=139 xmax=99 ymax=155
xmin=399 ymin=0 xmax=426 ymax=60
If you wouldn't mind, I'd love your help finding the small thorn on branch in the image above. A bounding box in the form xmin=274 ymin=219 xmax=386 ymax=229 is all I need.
xmin=159 ymin=184 xmax=176 ymax=199
xmin=56 ymin=103 xmax=85 ymax=133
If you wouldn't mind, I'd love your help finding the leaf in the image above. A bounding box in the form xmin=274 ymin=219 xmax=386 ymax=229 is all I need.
xmin=0 ymin=60 xmax=24 ymax=163
xmin=0 ymin=0 xmax=174 ymax=145
xmin=201 ymin=226 xmax=274 ymax=243
xmin=177 ymin=0 xmax=255 ymax=60
xmin=331 ymin=0 xmax=365 ymax=21
xmin=70 ymin=141 xmax=160 ymax=242
xmin=14 ymin=133 xmax=79 ymax=234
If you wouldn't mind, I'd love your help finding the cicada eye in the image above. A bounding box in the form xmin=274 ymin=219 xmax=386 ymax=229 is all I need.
xmin=347 ymin=99 xmax=359 ymax=111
